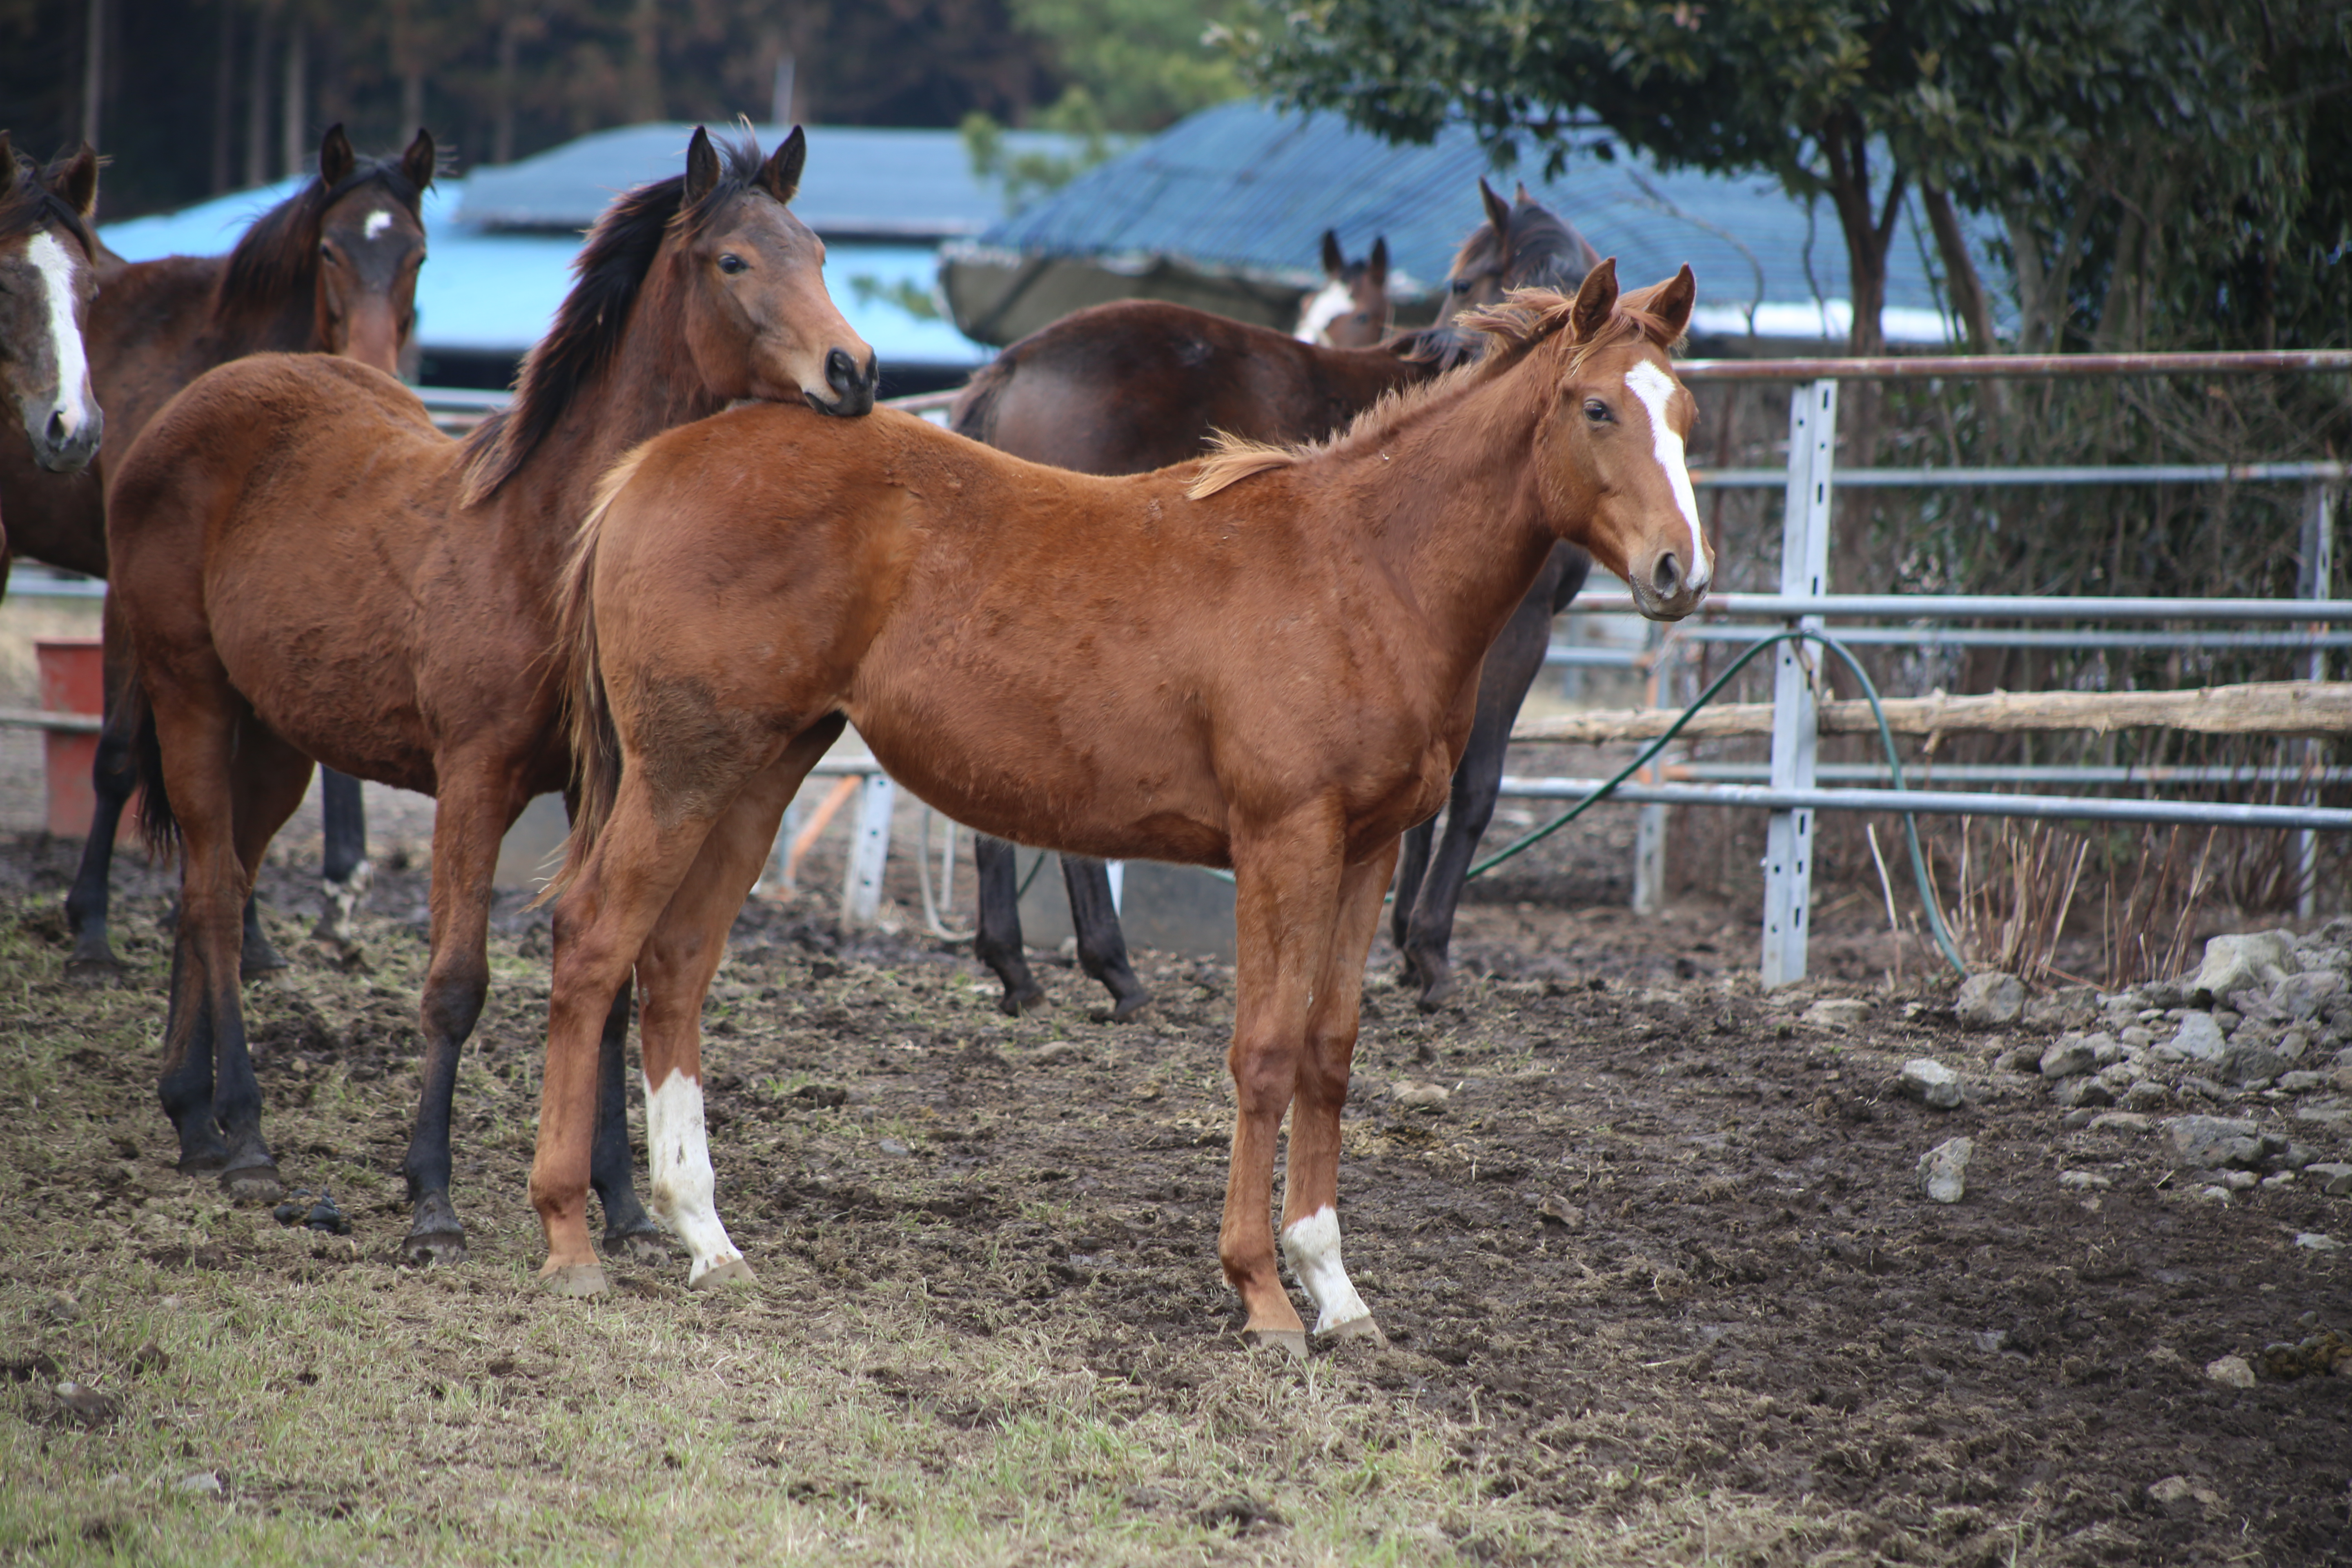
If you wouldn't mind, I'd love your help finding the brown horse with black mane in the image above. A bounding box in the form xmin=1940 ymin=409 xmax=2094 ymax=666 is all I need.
xmin=109 ymin=128 xmax=875 ymax=1267
xmin=0 ymin=136 xmax=103 ymax=502
xmin=530 ymin=261 xmax=1705 ymax=1351
xmin=952 ymin=178 xmax=1609 ymax=1018
xmin=5 ymin=125 xmax=441 ymax=984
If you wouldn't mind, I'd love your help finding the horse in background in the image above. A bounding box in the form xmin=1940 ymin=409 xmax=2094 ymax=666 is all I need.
xmin=1294 ymin=230 xmax=1391 ymax=348
xmin=0 ymin=136 xmax=103 ymax=504
xmin=0 ymin=126 xmax=439 ymax=984
xmin=527 ymin=263 xmax=1706 ymax=1352
xmin=951 ymin=177 xmax=1608 ymax=1018
xmin=108 ymin=127 xmax=875 ymax=1270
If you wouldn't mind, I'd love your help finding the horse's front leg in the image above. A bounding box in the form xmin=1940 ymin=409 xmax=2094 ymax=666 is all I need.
xmin=313 ymin=768 xmax=372 ymax=952
xmin=971 ymin=834 xmax=1047 ymax=1014
xmin=1060 ymin=855 xmax=1150 ymax=1020
xmin=1221 ymin=812 xmax=1348 ymax=1356
xmin=1281 ymin=837 xmax=1399 ymax=1343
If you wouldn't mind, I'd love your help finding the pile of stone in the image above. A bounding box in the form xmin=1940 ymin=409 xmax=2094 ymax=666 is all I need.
xmin=1983 ymin=920 xmax=2352 ymax=1191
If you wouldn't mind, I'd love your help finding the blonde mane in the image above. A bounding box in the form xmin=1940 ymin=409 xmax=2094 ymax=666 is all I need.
xmin=1186 ymin=286 xmax=1681 ymax=500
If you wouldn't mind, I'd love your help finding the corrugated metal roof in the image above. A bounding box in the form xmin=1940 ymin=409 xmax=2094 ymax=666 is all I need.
xmin=456 ymin=122 xmax=1076 ymax=240
xmin=973 ymin=100 xmax=1999 ymax=342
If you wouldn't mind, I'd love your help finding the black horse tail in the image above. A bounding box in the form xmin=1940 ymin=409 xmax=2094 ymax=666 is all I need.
xmin=128 ymin=675 xmax=180 ymax=861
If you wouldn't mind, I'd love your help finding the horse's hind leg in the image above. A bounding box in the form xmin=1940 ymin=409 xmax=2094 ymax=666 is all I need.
xmin=972 ymin=833 xmax=1047 ymax=1015
xmin=1390 ymin=819 xmax=1434 ymax=989
xmin=312 ymin=768 xmax=372 ymax=953
xmin=397 ymin=765 xmax=523 ymax=1265
xmin=589 ymin=976 xmax=667 ymax=1262
xmin=1281 ymin=839 xmax=1398 ymax=1344
xmin=1061 ymin=856 xmax=1149 ymax=1021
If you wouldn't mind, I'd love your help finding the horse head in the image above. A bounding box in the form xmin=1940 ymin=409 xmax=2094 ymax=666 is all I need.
xmin=1296 ymin=231 xmax=1391 ymax=349
xmin=311 ymin=125 xmax=435 ymax=374
xmin=1492 ymin=259 xmax=1709 ymax=620
xmin=0 ymin=135 xmax=102 ymax=473
xmin=1445 ymin=178 xmax=1606 ymax=319
xmin=670 ymin=125 xmax=876 ymax=416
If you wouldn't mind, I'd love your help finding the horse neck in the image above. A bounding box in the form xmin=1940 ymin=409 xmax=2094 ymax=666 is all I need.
xmin=203 ymin=265 xmax=321 ymax=359
xmin=497 ymin=265 xmax=725 ymax=552
xmin=1314 ymin=344 xmax=1437 ymax=412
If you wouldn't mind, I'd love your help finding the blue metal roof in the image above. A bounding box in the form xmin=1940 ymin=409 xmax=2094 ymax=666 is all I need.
xmin=971 ymin=100 xmax=1998 ymax=343
xmin=456 ymin=122 xmax=1078 ymax=240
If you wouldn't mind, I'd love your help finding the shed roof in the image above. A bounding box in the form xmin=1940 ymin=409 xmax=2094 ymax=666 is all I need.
xmin=455 ymin=122 xmax=1072 ymax=240
xmin=971 ymin=100 xmax=1998 ymax=343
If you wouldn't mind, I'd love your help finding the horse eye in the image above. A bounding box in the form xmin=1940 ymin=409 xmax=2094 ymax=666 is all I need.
xmin=718 ymin=254 xmax=748 ymax=275
xmin=1584 ymin=399 xmax=1612 ymax=423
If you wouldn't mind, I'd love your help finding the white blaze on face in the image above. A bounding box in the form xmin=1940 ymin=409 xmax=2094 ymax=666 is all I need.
xmin=1294 ymin=279 xmax=1353 ymax=345
xmin=26 ymin=232 xmax=94 ymax=440
xmin=643 ymin=1068 xmax=744 ymax=1284
xmin=362 ymin=208 xmax=395 ymax=242
xmin=1280 ymin=1205 xmax=1372 ymax=1333
xmin=1623 ymin=358 xmax=1711 ymax=590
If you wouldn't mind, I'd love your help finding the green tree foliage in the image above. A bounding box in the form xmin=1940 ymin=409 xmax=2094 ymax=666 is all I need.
xmin=1240 ymin=0 xmax=2351 ymax=354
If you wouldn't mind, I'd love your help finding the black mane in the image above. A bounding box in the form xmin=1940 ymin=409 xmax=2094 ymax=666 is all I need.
xmin=460 ymin=133 xmax=775 ymax=506
xmin=0 ymin=147 xmax=96 ymax=255
xmin=216 ymin=156 xmax=427 ymax=324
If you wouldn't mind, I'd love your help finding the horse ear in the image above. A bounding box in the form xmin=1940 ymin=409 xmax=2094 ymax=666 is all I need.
xmin=1641 ymin=263 xmax=1696 ymax=343
xmin=1514 ymin=180 xmax=1533 ymax=205
xmin=52 ymin=142 xmax=100 ymax=219
xmin=318 ymin=124 xmax=355 ymax=188
xmin=1570 ymin=256 xmax=1619 ymax=340
xmin=401 ymin=127 xmax=437 ymax=194
xmin=1367 ymin=236 xmax=1388 ymax=287
xmin=1321 ymin=229 xmax=1344 ymax=278
xmin=1479 ymin=178 xmax=1510 ymax=239
xmin=762 ymin=125 xmax=806 ymax=205
xmin=684 ymin=125 xmax=720 ymax=205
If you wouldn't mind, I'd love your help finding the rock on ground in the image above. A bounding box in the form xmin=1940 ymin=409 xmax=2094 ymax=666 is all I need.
xmin=1917 ymin=1136 xmax=1972 ymax=1203
xmin=1898 ymin=1058 xmax=1963 ymax=1109
xmin=2205 ymin=1354 xmax=2257 ymax=1389
xmin=1803 ymin=998 xmax=1870 ymax=1029
xmin=1955 ymin=972 xmax=2025 ymax=1027
xmin=2164 ymin=1115 xmax=2264 ymax=1171
xmin=2169 ymin=1012 xmax=2227 ymax=1063
xmin=2186 ymin=933 xmax=2296 ymax=1004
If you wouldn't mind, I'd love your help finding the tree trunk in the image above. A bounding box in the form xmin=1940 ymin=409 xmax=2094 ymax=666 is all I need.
xmin=80 ymin=0 xmax=105 ymax=156
xmin=281 ymin=15 xmax=307 ymax=182
xmin=211 ymin=0 xmax=236 ymax=192
xmin=244 ymin=4 xmax=272 ymax=189
xmin=1921 ymin=183 xmax=1996 ymax=355
xmin=626 ymin=0 xmax=662 ymax=124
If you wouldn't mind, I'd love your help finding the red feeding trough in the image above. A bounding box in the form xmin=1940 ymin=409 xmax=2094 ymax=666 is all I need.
xmin=34 ymin=638 xmax=124 ymax=840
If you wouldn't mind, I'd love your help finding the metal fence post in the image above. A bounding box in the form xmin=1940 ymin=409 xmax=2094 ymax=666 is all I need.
xmin=2300 ymin=482 xmax=2336 ymax=919
xmin=1762 ymin=380 xmax=1836 ymax=986
xmin=841 ymin=772 xmax=895 ymax=926
xmin=1631 ymin=629 xmax=1677 ymax=914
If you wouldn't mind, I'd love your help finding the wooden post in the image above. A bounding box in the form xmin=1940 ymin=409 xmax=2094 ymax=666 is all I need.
xmin=841 ymin=773 xmax=895 ymax=926
xmin=1763 ymin=381 xmax=1835 ymax=987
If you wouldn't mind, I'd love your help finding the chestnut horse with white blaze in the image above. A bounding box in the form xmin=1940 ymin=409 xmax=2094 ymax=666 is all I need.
xmin=0 ymin=136 xmax=102 ymax=495
xmin=533 ymin=261 xmax=1708 ymax=1349
xmin=107 ymin=128 xmax=875 ymax=1265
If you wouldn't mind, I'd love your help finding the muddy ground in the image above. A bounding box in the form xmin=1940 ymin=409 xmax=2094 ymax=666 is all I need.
xmin=3 ymin=817 xmax=2349 ymax=1566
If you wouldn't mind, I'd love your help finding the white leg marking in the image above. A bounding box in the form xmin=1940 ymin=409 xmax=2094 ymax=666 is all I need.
xmin=643 ymin=1068 xmax=743 ymax=1283
xmin=26 ymin=232 xmax=94 ymax=439
xmin=1294 ymin=280 xmax=1352 ymax=345
xmin=363 ymin=208 xmax=395 ymax=241
xmin=1624 ymin=359 xmax=1710 ymax=590
xmin=1281 ymin=1205 xmax=1372 ymax=1333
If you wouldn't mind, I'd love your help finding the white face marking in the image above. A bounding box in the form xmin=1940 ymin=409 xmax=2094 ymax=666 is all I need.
xmin=362 ymin=208 xmax=395 ymax=241
xmin=643 ymin=1068 xmax=744 ymax=1284
xmin=26 ymin=232 xmax=94 ymax=439
xmin=1294 ymin=280 xmax=1353 ymax=345
xmin=1280 ymin=1206 xmax=1372 ymax=1334
xmin=1623 ymin=358 xmax=1711 ymax=590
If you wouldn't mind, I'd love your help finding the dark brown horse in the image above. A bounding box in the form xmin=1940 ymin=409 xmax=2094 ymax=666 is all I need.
xmin=109 ymin=128 xmax=875 ymax=1267
xmin=1294 ymin=230 xmax=1391 ymax=348
xmin=0 ymin=126 xmax=440 ymax=983
xmin=953 ymin=179 xmax=1605 ymax=1017
xmin=0 ymin=137 xmax=103 ymax=507
xmin=530 ymin=263 xmax=1706 ymax=1350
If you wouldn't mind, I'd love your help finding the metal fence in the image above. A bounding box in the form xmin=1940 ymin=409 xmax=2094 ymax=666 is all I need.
xmin=1506 ymin=349 xmax=2352 ymax=986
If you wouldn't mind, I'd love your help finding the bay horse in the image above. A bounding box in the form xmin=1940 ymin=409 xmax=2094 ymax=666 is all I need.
xmin=0 ymin=136 xmax=103 ymax=501
xmin=951 ymin=178 xmax=1606 ymax=1017
xmin=108 ymin=127 xmax=876 ymax=1267
xmin=1294 ymin=230 xmax=1391 ymax=348
xmin=0 ymin=125 xmax=439 ymax=982
xmin=530 ymin=261 xmax=1706 ymax=1354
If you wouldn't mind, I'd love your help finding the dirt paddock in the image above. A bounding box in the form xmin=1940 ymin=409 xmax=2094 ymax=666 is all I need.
xmin=2 ymin=817 xmax=2348 ymax=1566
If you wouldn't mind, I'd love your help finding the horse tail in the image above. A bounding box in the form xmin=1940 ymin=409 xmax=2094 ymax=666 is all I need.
xmin=539 ymin=443 xmax=651 ymax=906
xmin=127 ymin=673 xmax=180 ymax=862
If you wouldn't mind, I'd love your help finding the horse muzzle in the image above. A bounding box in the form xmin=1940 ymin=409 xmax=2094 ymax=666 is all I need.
xmin=1628 ymin=548 xmax=1709 ymax=621
xmin=26 ymin=401 xmax=102 ymax=474
xmin=806 ymin=348 xmax=879 ymax=418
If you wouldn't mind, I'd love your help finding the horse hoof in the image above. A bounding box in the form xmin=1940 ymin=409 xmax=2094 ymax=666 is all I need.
xmin=241 ymin=949 xmax=290 ymax=982
xmin=601 ymin=1228 xmax=673 ymax=1266
xmin=1241 ymin=1327 xmax=1309 ymax=1360
xmin=1414 ymin=973 xmax=1458 ymax=1012
xmin=688 ymin=1256 xmax=756 ymax=1291
xmin=998 ymin=986 xmax=1049 ymax=1018
xmin=1106 ymin=989 xmax=1152 ymax=1024
xmin=219 ymin=1163 xmax=284 ymax=1204
xmin=176 ymin=1145 xmax=229 ymax=1177
xmin=64 ymin=956 xmax=124 ymax=988
xmin=1319 ymin=1314 xmax=1386 ymax=1348
xmin=402 ymin=1227 xmax=468 ymax=1267
xmin=540 ymin=1262 xmax=609 ymax=1297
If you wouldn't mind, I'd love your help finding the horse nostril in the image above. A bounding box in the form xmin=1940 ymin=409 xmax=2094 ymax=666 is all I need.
xmin=1652 ymin=552 xmax=1684 ymax=599
xmin=826 ymin=347 xmax=857 ymax=394
xmin=46 ymin=410 xmax=69 ymax=444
